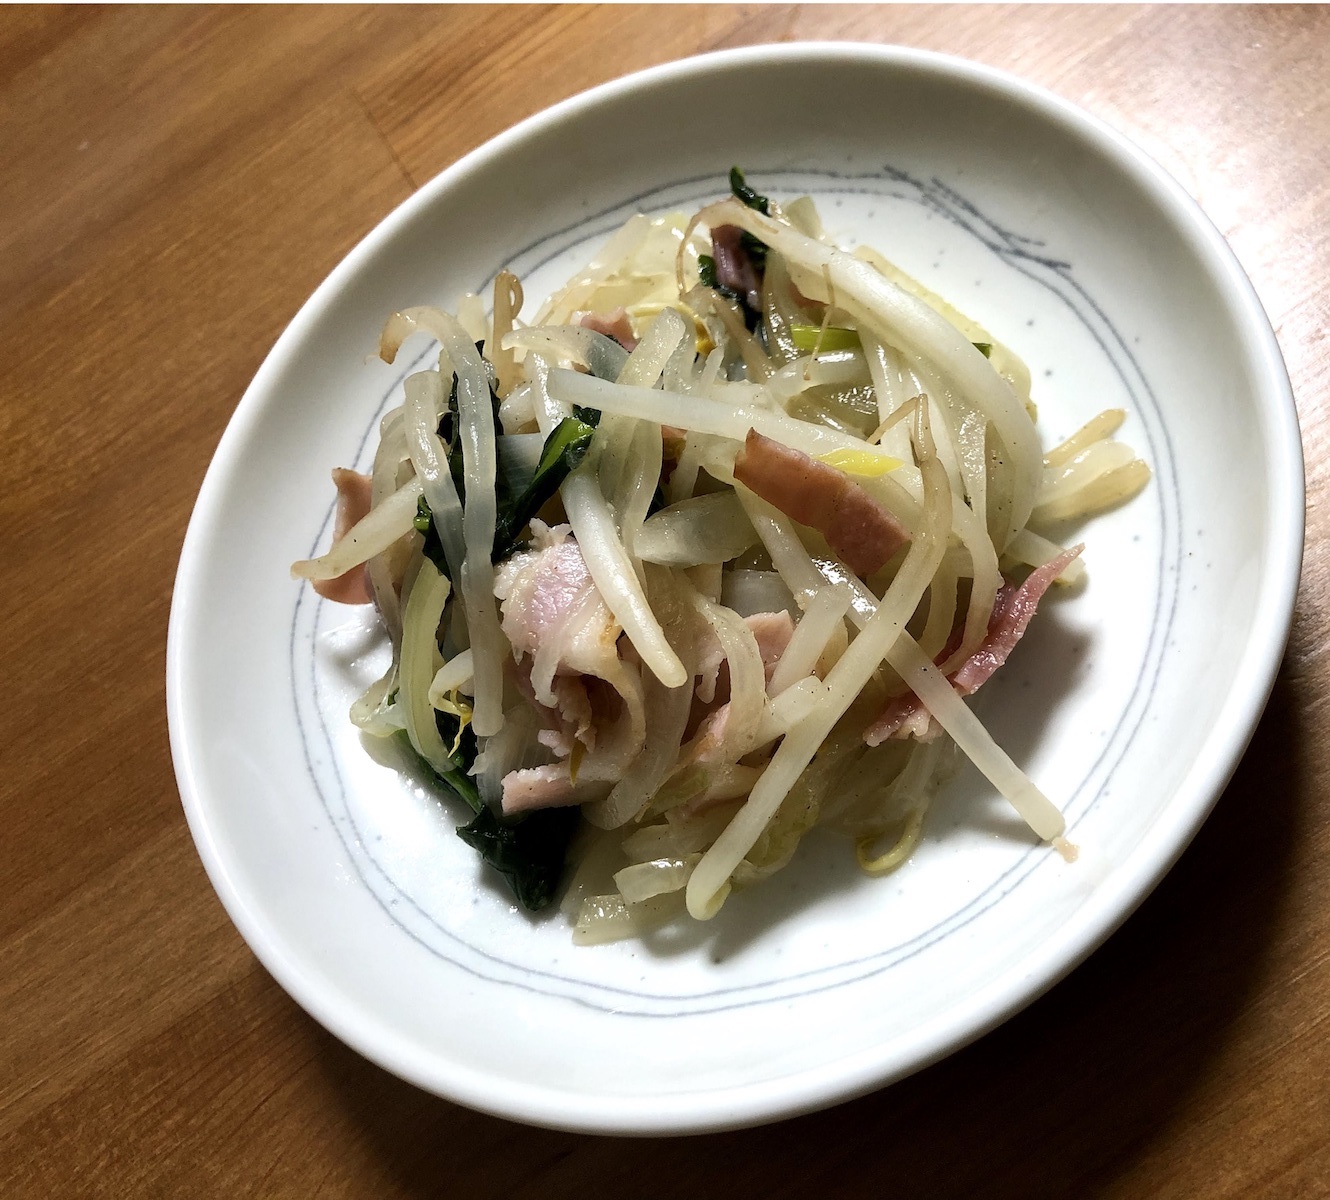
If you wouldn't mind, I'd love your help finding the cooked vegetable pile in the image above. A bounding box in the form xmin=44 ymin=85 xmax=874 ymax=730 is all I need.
xmin=293 ymin=170 xmax=1149 ymax=942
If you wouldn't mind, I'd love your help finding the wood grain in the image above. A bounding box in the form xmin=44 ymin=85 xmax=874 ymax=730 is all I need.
xmin=2 ymin=6 xmax=1327 ymax=1196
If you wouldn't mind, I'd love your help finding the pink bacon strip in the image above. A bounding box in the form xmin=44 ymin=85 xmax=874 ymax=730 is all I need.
xmin=864 ymin=545 xmax=1084 ymax=745
xmin=312 ymin=468 xmax=375 ymax=605
xmin=734 ymin=428 xmax=910 ymax=578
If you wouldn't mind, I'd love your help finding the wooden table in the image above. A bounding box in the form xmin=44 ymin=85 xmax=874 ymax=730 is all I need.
xmin=4 ymin=6 xmax=1327 ymax=1195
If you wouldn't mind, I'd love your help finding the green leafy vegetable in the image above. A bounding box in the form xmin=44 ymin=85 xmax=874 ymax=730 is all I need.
xmin=973 ymin=342 xmax=993 ymax=358
xmin=492 ymin=408 xmax=601 ymax=559
xmin=396 ymin=713 xmax=576 ymax=911
xmin=729 ymin=166 xmax=770 ymax=215
xmin=729 ymin=168 xmax=770 ymax=270
xmin=456 ymin=805 xmax=582 ymax=911
xmin=700 ymin=249 xmax=762 ymax=332
xmin=414 ymin=495 xmax=450 ymax=578
xmin=398 ymin=712 xmax=480 ymax=808
xmin=411 ymin=343 xmax=604 ymax=566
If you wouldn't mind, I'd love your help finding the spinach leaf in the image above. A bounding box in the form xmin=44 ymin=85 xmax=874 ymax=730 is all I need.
xmin=395 ymin=720 xmax=576 ymax=911
xmin=414 ymin=495 xmax=451 ymax=578
xmin=729 ymin=168 xmax=771 ymax=269
xmin=729 ymin=166 xmax=770 ymax=215
xmin=396 ymin=714 xmax=479 ymax=810
xmin=456 ymin=804 xmax=581 ymax=912
xmin=492 ymin=408 xmax=601 ymax=559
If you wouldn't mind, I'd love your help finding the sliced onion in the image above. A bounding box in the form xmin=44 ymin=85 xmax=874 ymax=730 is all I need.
xmin=349 ymin=664 xmax=406 ymax=738
xmin=613 ymin=855 xmax=699 ymax=903
xmin=685 ymin=584 xmax=766 ymax=761
xmin=637 ymin=491 xmax=757 ymax=566
xmin=428 ymin=648 xmax=474 ymax=708
xmin=586 ymin=663 xmax=693 ymax=830
xmin=720 ymin=569 xmax=797 ymax=620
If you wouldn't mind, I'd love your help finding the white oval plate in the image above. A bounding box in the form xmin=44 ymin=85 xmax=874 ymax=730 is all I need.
xmin=167 ymin=44 xmax=1302 ymax=1134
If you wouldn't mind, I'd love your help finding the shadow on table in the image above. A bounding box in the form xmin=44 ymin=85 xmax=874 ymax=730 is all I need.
xmin=308 ymin=669 xmax=1305 ymax=1200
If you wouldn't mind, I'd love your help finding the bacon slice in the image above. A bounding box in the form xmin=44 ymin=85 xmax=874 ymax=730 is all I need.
xmin=711 ymin=224 xmax=763 ymax=310
xmin=685 ymin=610 xmax=796 ymax=765
xmin=495 ymin=522 xmax=620 ymax=747
xmin=493 ymin=521 xmax=623 ymax=696
xmin=734 ymin=429 xmax=910 ymax=578
xmin=864 ymin=546 xmax=1084 ymax=745
xmin=745 ymin=611 xmax=795 ymax=683
xmin=686 ymin=701 xmax=736 ymax=766
xmin=494 ymin=522 xmax=647 ymax=808
xmin=500 ymin=763 xmax=613 ymax=815
xmin=694 ymin=610 xmax=794 ymax=705
xmin=950 ymin=547 xmax=1084 ymax=693
xmin=508 ymin=663 xmax=596 ymax=758
xmin=312 ymin=468 xmax=375 ymax=604
xmin=577 ymin=307 xmax=638 ymax=351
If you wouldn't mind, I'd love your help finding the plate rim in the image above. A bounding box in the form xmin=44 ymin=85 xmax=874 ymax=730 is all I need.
xmin=166 ymin=40 xmax=1304 ymax=1134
